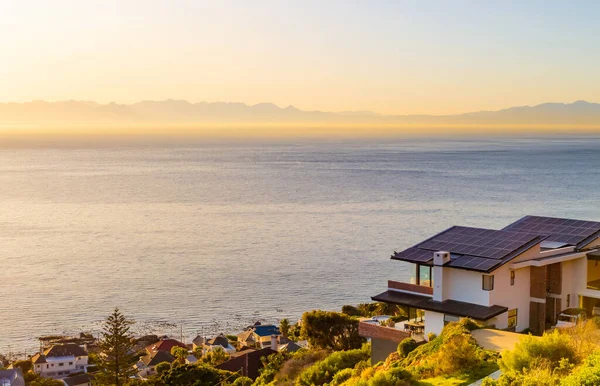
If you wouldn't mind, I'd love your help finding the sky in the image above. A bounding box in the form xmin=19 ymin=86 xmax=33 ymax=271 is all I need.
xmin=1 ymin=0 xmax=600 ymax=115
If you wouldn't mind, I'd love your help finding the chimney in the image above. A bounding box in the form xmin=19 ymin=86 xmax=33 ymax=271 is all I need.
xmin=270 ymin=335 xmax=278 ymax=351
xmin=433 ymin=251 xmax=450 ymax=302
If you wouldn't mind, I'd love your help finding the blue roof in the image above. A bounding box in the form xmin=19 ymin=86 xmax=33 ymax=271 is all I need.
xmin=253 ymin=325 xmax=280 ymax=337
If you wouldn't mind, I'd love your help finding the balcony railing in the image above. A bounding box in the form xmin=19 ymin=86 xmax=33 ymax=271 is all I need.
xmin=388 ymin=280 xmax=433 ymax=296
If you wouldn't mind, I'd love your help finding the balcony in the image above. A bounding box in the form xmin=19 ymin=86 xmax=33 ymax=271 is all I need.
xmin=388 ymin=280 xmax=433 ymax=296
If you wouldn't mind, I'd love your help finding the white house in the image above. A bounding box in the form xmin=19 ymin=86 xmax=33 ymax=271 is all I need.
xmin=361 ymin=216 xmax=600 ymax=360
xmin=31 ymin=343 xmax=88 ymax=379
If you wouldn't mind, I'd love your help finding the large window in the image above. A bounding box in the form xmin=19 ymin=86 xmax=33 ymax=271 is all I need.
xmin=508 ymin=309 xmax=518 ymax=329
xmin=416 ymin=264 xmax=433 ymax=287
xmin=482 ymin=275 xmax=494 ymax=291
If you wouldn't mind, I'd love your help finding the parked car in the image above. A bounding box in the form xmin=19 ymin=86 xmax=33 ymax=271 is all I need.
xmin=555 ymin=308 xmax=587 ymax=328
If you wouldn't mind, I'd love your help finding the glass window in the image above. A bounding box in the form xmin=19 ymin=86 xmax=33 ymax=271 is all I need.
xmin=508 ymin=309 xmax=518 ymax=328
xmin=443 ymin=314 xmax=460 ymax=325
xmin=567 ymin=294 xmax=570 ymax=308
xmin=510 ymin=270 xmax=515 ymax=286
xmin=419 ymin=265 xmax=432 ymax=287
xmin=482 ymin=275 xmax=494 ymax=291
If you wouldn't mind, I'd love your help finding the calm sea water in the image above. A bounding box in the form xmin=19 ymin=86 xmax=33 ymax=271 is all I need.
xmin=1 ymin=136 xmax=599 ymax=356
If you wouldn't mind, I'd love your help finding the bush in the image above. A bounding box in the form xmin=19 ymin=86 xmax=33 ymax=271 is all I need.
xmin=226 ymin=334 xmax=238 ymax=341
xmin=427 ymin=332 xmax=437 ymax=341
xmin=155 ymin=361 xmax=171 ymax=375
xmin=342 ymin=305 xmax=361 ymax=317
xmin=397 ymin=338 xmax=418 ymax=358
xmin=296 ymin=344 xmax=370 ymax=386
xmin=231 ymin=376 xmax=253 ymax=386
xmin=500 ymin=329 xmax=577 ymax=374
xmin=561 ymin=349 xmax=600 ymax=386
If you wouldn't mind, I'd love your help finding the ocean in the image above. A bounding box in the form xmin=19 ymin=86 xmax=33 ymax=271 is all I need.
xmin=1 ymin=136 xmax=599 ymax=356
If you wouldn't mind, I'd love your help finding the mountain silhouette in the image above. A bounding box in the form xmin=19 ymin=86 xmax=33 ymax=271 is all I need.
xmin=1 ymin=100 xmax=600 ymax=125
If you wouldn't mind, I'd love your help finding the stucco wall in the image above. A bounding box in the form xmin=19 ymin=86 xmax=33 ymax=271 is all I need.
xmin=424 ymin=311 xmax=445 ymax=337
xmin=371 ymin=338 xmax=400 ymax=364
xmin=489 ymin=264 xmax=530 ymax=331
xmin=443 ymin=269 xmax=490 ymax=306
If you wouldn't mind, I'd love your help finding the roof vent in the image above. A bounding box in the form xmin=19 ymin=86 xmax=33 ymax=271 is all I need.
xmin=433 ymin=251 xmax=451 ymax=266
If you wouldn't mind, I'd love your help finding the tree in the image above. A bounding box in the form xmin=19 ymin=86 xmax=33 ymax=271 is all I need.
xmin=159 ymin=363 xmax=238 ymax=386
xmin=170 ymin=346 xmax=188 ymax=364
xmin=279 ymin=318 xmax=291 ymax=338
xmin=155 ymin=361 xmax=171 ymax=376
xmin=202 ymin=346 xmax=230 ymax=366
xmin=96 ymin=308 xmax=139 ymax=386
xmin=232 ymin=376 xmax=253 ymax=386
xmin=12 ymin=359 xmax=32 ymax=373
xmin=301 ymin=310 xmax=365 ymax=351
xmin=23 ymin=371 xmax=63 ymax=385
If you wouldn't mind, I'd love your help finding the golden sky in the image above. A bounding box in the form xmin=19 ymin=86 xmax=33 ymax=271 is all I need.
xmin=1 ymin=1 xmax=599 ymax=115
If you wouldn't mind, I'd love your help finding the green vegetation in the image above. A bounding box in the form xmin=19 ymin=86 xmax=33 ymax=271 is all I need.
xmin=202 ymin=346 xmax=230 ymax=366
xmin=280 ymin=318 xmax=291 ymax=338
xmin=156 ymin=363 xmax=239 ymax=385
xmin=397 ymin=338 xmax=418 ymax=358
xmin=170 ymin=346 xmax=188 ymax=364
xmin=301 ymin=310 xmax=364 ymax=350
xmin=155 ymin=361 xmax=171 ymax=375
xmin=96 ymin=308 xmax=139 ymax=385
xmin=295 ymin=344 xmax=370 ymax=386
xmin=482 ymin=319 xmax=600 ymax=385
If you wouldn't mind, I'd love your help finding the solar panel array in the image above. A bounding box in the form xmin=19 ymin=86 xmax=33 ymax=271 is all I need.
xmin=417 ymin=226 xmax=540 ymax=260
xmin=503 ymin=216 xmax=600 ymax=246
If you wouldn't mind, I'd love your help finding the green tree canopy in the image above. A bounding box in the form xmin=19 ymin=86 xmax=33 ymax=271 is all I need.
xmin=301 ymin=310 xmax=365 ymax=351
xmin=96 ymin=308 xmax=139 ymax=386
xmin=201 ymin=346 xmax=230 ymax=366
xmin=159 ymin=363 xmax=238 ymax=386
xmin=279 ymin=318 xmax=291 ymax=338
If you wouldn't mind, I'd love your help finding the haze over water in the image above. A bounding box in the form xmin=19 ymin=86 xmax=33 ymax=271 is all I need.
xmin=1 ymin=136 xmax=599 ymax=355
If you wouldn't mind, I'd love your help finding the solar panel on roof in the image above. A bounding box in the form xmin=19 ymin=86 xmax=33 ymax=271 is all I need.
xmin=503 ymin=216 xmax=600 ymax=246
xmin=416 ymin=226 xmax=539 ymax=260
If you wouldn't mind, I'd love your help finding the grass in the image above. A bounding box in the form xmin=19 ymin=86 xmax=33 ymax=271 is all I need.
xmin=417 ymin=362 xmax=499 ymax=386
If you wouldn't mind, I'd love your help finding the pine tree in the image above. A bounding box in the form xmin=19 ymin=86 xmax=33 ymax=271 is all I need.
xmin=97 ymin=308 xmax=138 ymax=385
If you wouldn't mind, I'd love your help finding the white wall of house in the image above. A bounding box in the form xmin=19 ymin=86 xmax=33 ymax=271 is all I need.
xmin=442 ymin=269 xmax=490 ymax=306
xmin=424 ymin=311 xmax=444 ymax=338
xmin=489 ymin=264 xmax=530 ymax=331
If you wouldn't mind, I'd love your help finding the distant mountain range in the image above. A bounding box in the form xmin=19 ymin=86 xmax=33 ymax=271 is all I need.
xmin=1 ymin=99 xmax=600 ymax=126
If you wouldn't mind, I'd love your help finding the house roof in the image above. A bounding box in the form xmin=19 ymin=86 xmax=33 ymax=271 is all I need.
xmin=0 ymin=369 xmax=24 ymax=386
xmin=503 ymin=215 xmax=600 ymax=249
xmin=31 ymin=353 xmax=46 ymax=364
xmin=278 ymin=341 xmax=302 ymax=353
xmin=237 ymin=330 xmax=255 ymax=342
xmin=206 ymin=335 xmax=229 ymax=348
xmin=392 ymin=225 xmax=545 ymax=273
xmin=63 ymin=374 xmax=92 ymax=386
xmin=253 ymin=325 xmax=280 ymax=337
xmin=146 ymin=339 xmax=186 ymax=354
xmin=142 ymin=350 xmax=176 ymax=367
xmin=372 ymin=290 xmax=508 ymax=321
xmin=35 ymin=343 xmax=87 ymax=359
xmin=216 ymin=348 xmax=276 ymax=380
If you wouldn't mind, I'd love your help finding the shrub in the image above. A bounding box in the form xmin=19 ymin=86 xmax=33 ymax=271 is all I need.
xmin=226 ymin=334 xmax=238 ymax=341
xmin=330 ymin=367 xmax=353 ymax=385
xmin=155 ymin=361 xmax=171 ymax=375
xmin=427 ymin=332 xmax=437 ymax=341
xmin=296 ymin=344 xmax=370 ymax=385
xmin=561 ymin=349 xmax=600 ymax=386
xmin=500 ymin=329 xmax=577 ymax=374
xmin=397 ymin=338 xmax=418 ymax=358
xmin=342 ymin=305 xmax=361 ymax=317
xmin=231 ymin=376 xmax=253 ymax=386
